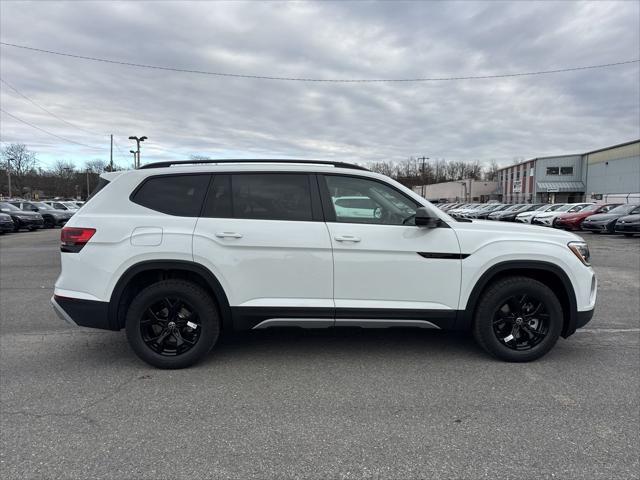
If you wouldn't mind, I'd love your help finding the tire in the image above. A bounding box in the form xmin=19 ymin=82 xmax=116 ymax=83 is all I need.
xmin=472 ymin=276 xmax=563 ymax=362
xmin=125 ymin=280 xmax=220 ymax=369
xmin=43 ymin=216 xmax=55 ymax=228
xmin=624 ymin=233 xmax=634 ymax=237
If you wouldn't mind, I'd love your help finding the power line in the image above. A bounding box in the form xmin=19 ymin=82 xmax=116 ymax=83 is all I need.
xmin=0 ymin=77 xmax=105 ymax=136
xmin=0 ymin=107 xmax=104 ymax=151
xmin=1 ymin=41 xmax=638 ymax=83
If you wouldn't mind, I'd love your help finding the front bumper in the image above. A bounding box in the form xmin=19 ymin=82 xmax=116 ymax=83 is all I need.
xmin=51 ymin=295 xmax=112 ymax=330
xmin=581 ymin=221 xmax=614 ymax=233
xmin=576 ymin=308 xmax=595 ymax=330
xmin=615 ymin=223 xmax=639 ymax=233
xmin=15 ymin=217 xmax=44 ymax=229
xmin=532 ymin=217 xmax=553 ymax=226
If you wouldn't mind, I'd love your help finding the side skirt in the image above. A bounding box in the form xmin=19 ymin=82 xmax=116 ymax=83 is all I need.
xmin=231 ymin=307 xmax=458 ymax=331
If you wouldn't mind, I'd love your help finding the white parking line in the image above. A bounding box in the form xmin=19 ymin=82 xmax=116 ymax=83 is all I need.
xmin=577 ymin=328 xmax=640 ymax=333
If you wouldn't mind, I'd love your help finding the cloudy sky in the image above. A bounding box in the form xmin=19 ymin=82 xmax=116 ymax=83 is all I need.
xmin=1 ymin=0 xmax=638 ymax=169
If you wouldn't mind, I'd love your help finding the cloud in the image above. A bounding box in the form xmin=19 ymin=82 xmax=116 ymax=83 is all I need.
xmin=0 ymin=0 xmax=638 ymax=169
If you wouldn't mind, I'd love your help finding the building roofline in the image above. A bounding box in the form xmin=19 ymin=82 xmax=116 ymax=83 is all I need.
xmin=497 ymin=139 xmax=639 ymax=172
xmin=584 ymin=139 xmax=639 ymax=155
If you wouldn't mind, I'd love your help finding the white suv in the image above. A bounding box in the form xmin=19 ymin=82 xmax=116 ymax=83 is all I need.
xmin=52 ymin=160 xmax=596 ymax=368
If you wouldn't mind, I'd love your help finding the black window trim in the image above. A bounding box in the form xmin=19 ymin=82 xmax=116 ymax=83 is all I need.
xmin=129 ymin=172 xmax=213 ymax=217
xmin=200 ymin=172 xmax=323 ymax=222
xmin=318 ymin=173 xmax=429 ymax=227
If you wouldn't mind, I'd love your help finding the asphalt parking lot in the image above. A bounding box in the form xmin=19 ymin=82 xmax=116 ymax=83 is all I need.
xmin=1 ymin=229 xmax=638 ymax=479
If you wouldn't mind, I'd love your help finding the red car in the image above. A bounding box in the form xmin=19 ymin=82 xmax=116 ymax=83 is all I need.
xmin=555 ymin=203 xmax=621 ymax=230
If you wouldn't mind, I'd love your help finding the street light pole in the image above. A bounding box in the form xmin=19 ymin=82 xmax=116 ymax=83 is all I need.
xmin=417 ymin=156 xmax=429 ymax=198
xmin=129 ymin=150 xmax=137 ymax=169
xmin=128 ymin=136 xmax=147 ymax=169
xmin=86 ymin=168 xmax=91 ymax=199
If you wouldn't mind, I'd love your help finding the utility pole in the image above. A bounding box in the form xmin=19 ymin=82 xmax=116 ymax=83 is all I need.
xmin=86 ymin=168 xmax=90 ymax=199
xmin=417 ymin=156 xmax=429 ymax=198
xmin=109 ymin=134 xmax=113 ymax=171
xmin=128 ymin=136 xmax=147 ymax=169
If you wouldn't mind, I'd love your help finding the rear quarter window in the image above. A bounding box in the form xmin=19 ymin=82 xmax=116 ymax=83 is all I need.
xmin=131 ymin=174 xmax=211 ymax=216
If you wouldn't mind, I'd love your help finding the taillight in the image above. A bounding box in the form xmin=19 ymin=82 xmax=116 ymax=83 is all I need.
xmin=61 ymin=227 xmax=96 ymax=252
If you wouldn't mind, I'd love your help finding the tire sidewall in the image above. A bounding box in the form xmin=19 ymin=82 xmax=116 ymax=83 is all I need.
xmin=125 ymin=281 xmax=220 ymax=369
xmin=474 ymin=278 xmax=563 ymax=362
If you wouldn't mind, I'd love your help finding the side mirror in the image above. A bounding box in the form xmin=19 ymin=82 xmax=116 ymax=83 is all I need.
xmin=415 ymin=207 xmax=440 ymax=228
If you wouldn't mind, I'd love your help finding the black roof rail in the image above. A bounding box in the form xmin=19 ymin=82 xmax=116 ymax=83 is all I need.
xmin=139 ymin=159 xmax=369 ymax=171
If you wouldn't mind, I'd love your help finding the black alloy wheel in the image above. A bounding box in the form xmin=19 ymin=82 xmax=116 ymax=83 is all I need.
xmin=126 ymin=279 xmax=220 ymax=369
xmin=473 ymin=276 xmax=562 ymax=362
xmin=140 ymin=297 xmax=202 ymax=356
xmin=492 ymin=294 xmax=549 ymax=351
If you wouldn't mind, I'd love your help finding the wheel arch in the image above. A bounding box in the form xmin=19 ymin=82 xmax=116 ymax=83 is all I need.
xmin=108 ymin=260 xmax=232 ymax=332
xmin=458 ymin=260 xmax=578 ymax=338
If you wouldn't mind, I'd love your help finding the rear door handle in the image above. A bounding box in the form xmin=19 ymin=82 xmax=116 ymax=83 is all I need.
xmin=215 ymin=232 xmax=243 ymax=239
xmin=334 ymin=235 xmax=361 ymax=243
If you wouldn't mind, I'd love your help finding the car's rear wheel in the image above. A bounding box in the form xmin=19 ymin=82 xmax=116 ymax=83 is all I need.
xmin=473 ymin=276 xmax=562 ymax=362
xmin=125 ymin=280 xmax=220 ymax=369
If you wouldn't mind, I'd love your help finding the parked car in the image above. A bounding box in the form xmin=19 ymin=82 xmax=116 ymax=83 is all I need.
xmin=516 ymin=204 xmax=564 ymax=224
xmin=51 ymin=159 xmax=596 ymax=369
xmin=581 ymin=204 xmax=640 ymax=233
xmin=332 ymin=196 xmax=381 ymax=220
xmin=554 ymin=203 xmax=621 ymax=231
xmin=0 ymin=212 xmax=15 ymax=233
xmin=10 ymin=200 xmax=74 ymax=228
xmin=43 ymin=201 xmax=79 ymax=212
xmin=494 ymin=204 xmax=546 ymax=222
xmin=487 ymin=204 xmax=522 ymax=220
xmin=464 ymin=203 xmax=504 ymax=219
xmin=0 ymin=201 xmax=44 ymax=231
xmin=614 ymin=210 xmax=640 ymax=236
xmin=531 ymin=203 xmax=593 ymax=227
xmin=449 ymin=203 xmax=482 ymax=218
xmin=473 ymin=204 xmax=511 ymax=220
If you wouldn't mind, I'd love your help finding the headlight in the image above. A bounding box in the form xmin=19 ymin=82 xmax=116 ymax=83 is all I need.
xmin=568 ymin=241 xmax=590 ymax=266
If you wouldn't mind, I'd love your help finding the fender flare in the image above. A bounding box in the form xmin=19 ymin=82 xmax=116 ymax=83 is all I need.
xmin=457 ymin=260 xmax=578 ymax=337
xmin=108 ymin=260 xmax=232 ymax=331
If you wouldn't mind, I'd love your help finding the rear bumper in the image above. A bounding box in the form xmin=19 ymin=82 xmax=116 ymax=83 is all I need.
xmin=51 ymin=295 xmax=113 ymax=330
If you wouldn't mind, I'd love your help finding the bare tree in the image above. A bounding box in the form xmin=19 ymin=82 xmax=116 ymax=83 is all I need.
xmin=85 ymin=159 xmax=107 ymax=174
xmin=484 ymin=160 xmax=500 ymax=181
xmin=1 ymin=143 xmax=38 ymax=194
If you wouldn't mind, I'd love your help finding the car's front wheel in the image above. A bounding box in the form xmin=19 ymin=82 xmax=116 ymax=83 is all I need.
xmin=473 ymin=276 xmax=563 ymax=362
xmin=125 ymin=280 xmax=220 ymax=369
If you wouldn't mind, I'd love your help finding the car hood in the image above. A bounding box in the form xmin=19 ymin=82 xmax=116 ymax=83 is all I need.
xmin=557 ymin=212 xmax=587 ymax=219
xmin=617 ymin=214 xmax=640 ymax=222
xmin=451 ymin=219 xmax=582 ymax=248
xmin=583 ymin=213 xmax=624 ymax=222
xmin=12 ymin=210 xmax=41 ymax=218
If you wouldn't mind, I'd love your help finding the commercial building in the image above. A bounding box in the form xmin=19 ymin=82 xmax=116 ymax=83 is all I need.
xmin=412 ymin=179 xmax=498 ymax=203
xmin=497 ymin=139 xmax=639 ymax=204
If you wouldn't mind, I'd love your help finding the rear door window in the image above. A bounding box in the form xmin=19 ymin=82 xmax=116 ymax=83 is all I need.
xmin=202 ymin=173 xmax=313 ymax=221
xmin=132 ymin=174 xmax=210 ymax=216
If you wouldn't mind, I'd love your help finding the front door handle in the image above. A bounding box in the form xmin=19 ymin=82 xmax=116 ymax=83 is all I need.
xmin=334 ymin=235 xmax=361 ymax=243
xmin=215 ymin=232 xmax=243 ymax=239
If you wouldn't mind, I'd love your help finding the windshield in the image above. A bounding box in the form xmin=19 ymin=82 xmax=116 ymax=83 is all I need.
xmin=0 ymin=202 xmax=21 ymax=212
xmin=62 ymin=202 xmax=79 ymax=209
xmin=609 ymin=204 xmax=639 ymax=214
